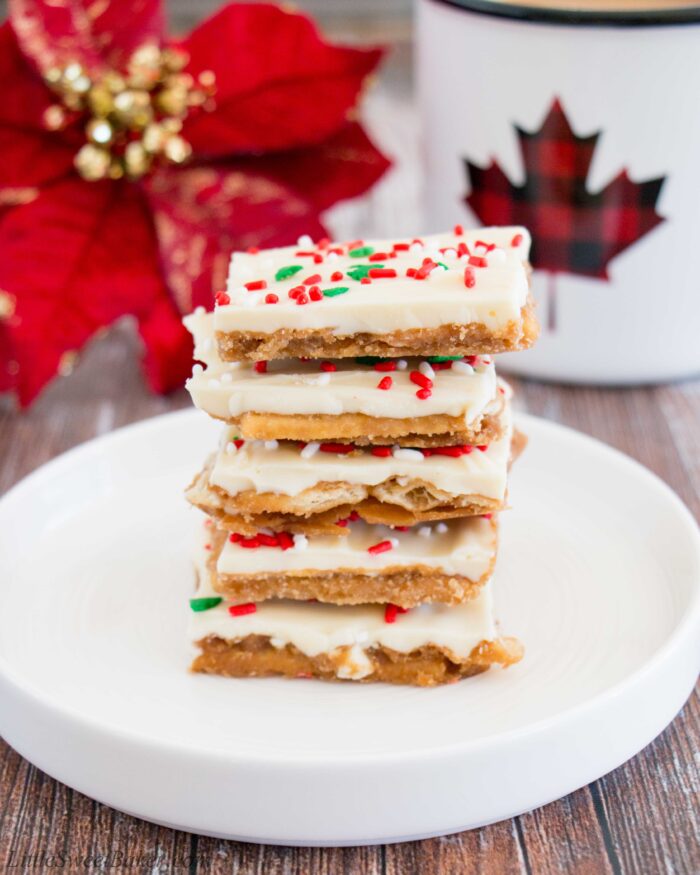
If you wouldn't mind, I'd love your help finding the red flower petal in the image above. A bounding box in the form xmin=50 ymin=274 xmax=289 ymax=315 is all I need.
xmin=180 ymin=3 xmax=383 ymax=157
xmin=250 ymin=122 xmax=391 ymax=215
xmin=145 ymin=163 xmax=329 ymax=313
xmin=0 ymin=176 xmax=177 ymax=405
xmin=9 ymin=0 xmax=165 ymax=77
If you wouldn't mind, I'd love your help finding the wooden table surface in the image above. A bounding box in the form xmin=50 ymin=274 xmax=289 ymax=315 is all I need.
xmin=1 ymin=42 xmax=699 ymax=875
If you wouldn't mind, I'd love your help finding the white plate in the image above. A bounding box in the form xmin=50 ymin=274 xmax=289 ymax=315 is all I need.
xmin=0 ymin=411 xmax=698 ymax=846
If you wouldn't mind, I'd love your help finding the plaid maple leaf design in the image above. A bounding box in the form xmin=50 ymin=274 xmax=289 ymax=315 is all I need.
xmin=463 ymin=98 xmax=666 ymax=328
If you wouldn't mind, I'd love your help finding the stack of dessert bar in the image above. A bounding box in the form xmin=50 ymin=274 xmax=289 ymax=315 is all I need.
xmin=184 ymin=226 xmax=538 ymax=686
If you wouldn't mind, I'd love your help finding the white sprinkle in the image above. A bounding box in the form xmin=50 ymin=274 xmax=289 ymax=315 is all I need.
xmin=293 ymin=534 xmax=308 ymax=552
xmin=409 ymin=242 xmax=423 ymax=253
xmin=225 ymin=441 xmax=237 ymax=454
xmin=192 ymin=364 xmax=204 ymax=376
xmin=417 ymin=526 xmax=432 ymax=538
xmin=301 ymin=442 xmax=320 ymax=459
xmin=220 ymin=372 xmax=233 ymax=384
xmin=393 ymin=448 xmax=424 ymax=462
xmin=452 ymin=361 xmax=474 ymax=376
xmin=419 ymin=361 xmax=435 ymax=380
xmin=435 ymin=522 xmax=448 ymax=534
xmin=442 ymin=248 xmax=457 ymax=259
xmin=388 ymin=537 xmax=399 ymax=549
xmin=302 ymin=373 xmax=330 ymax=386
xmin=240 ymin=294 xmax=260 ymax=309
xmin=264 ymin=440 xmax=279 ymax=451
xmin=327 ymin=251 xmax=339 ymax=262
xmin=297 ymin=234 xmax=313 ymax=248
xmin=396 ymin=359 xmax=408 ymax=371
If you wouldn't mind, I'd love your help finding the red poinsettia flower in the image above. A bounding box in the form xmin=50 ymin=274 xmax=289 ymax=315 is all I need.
xmin=0 ymin=0 xmax=390 ymax=405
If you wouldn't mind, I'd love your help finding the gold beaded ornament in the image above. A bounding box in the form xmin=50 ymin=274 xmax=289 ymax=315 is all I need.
xmin=42 ymin=43 xmax=216 ymax=182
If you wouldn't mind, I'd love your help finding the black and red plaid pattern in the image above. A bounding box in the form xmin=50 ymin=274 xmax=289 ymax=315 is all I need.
xmin=464 ymin=98 xmax=665 ymax=279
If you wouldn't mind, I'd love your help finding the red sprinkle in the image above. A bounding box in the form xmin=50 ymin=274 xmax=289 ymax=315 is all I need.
xmin=368 ymin=540 xmax=393 ymax=555
xmin=431 ymin=361 xmax=453 ymax=371
xmin=374 ymin=361 xmax=396 ymax=372
xmin=256 ymin=533 xmax=279 ymax=547
xmin=319 ymin=442 xmax=355 ymax=454
xmin=377 ymin=376 xmax=393 ymax=390
xmin=368 ymin=251 xmax=390 ymax=261
xmin=264 ymin=293 xmax=279 ymax=304
xmin=288 ymin=285 xmax=304 ymax=299
xmin=468 ymin=255 xmax=488 ymax=268
xmin=295 ymin=293 xmax=309 ymax=305
xmin=277 ymin=532 xmax=294 ymax=551
xmin=245 ymin=280 xmax=267 ymax=291
xmin=511 ymin=233 xmax=524 ymax=247
xmin=416 ymin=388 xmax=432 ymax=399
xmin=317 ymin=237 xmax=330 ymax=249
xmin=475 ymin=240 xmax=496 ymax=252
xmin=369 ymin=268 xmax=398 ymax=278
xmin=308 ymin=286 xmax=323 ymax=301
xmin=295 ymin=250 xmax=316 ymax=257
xmin=393 ymin=242 xmax=410 ymax=251
xmin=331 ymin=271 xmax=344 ymax=281
xmin=239 ymin=537 xmax=260 ymax=549
xmin=215 ymin=291 xmax=230 ymax=305
xmin=395 ymin=525 xmax=409 ymax=532
xmin=233 ymin=439 xmax=245 ymax=449
xmin=229 ymin=603 xmax=257 ymax=617
xmin=464 ymin=266 xmax=476 ymax=288
xmin=313 ymin=253 xmax=323 ymax=264
xmin=335 ymin=518 xmax=349 ymax=527
xmin=410 ymin=371 xmax=433 ymax=389
xmin=482 ymin=513 xmax=493 ymax=520
xmin=406 ymin=267 xmax=418 ymax=278
xmin=320 ymin=361 xmax=336 ymax=372
xmin=229 ymin=532 xmax=243 ymax=543
xmin=477 ymin=445 xmax=489 ymax=452
xmin=454 ymin=224 xmax=464 ymax=235
xmin=457 ymin=241 xmax=470 ymax=257
xmin=371 ymin=446 xmax=392 ymax=457
xmin=349 ymin=511 xmax=360 ymax=521
xmin=360 ymin=277 xmax=372 ymax=285
xmin=384 ymin=603 xmax=409 ymax=624
xmin=246 ymin=247 xmax=259 ymax=254
xmin=303 ymin=274 xmax=322 ymax=286
xmin=254 ymin=361 xmax=267 ymax=373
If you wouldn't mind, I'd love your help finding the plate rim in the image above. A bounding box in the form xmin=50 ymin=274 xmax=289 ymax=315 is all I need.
xmin=1 ymin=408 xmax=699 ymax=767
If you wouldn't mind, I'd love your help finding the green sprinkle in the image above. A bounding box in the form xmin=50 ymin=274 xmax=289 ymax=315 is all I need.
xmin=427 ymin=355 xmax=463 ymax=362
xmin=348 ymin=246 xmax=375 ymax=258
xmin=355 ymin=356 xmax=392 ymax=365
xmin=322 ymin=287 xmax=349 ymax=298
xmin=275 ymin=265 xmax=303 ymax=281
xmin=190 ymin=597 xmax=223 ymax=612
xmin=436 ymin=261 xmax=449 ymax=270
xmin=346 ymin=263 xmax=383 ymax=281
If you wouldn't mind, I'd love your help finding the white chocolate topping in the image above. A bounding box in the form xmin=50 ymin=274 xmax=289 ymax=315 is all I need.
xmin=184 ymin=310 xmax=499 ymax=423
xmin=216 ymin=516 xmax=496 ymax=580
xmin=213 ymin=227 xmax=531 ymax=337
xmin=190 ymin=527 xmax=497 ymax=676
xmin=208 ymin=397 xmax=512 ymax=501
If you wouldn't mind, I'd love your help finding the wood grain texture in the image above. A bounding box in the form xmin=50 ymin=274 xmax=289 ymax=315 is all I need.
xmin=1 ymin=41 xmax=699 ymax=875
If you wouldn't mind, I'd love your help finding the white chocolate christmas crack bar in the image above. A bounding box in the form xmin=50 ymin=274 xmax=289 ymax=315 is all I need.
xmin=186 ymin=396 xmax=517 ymax=524
xmin=199 ymin=514 xmax=498 ymax=607
xmin=212 ymin=227 xmax=538 ymax=360
xmin=190 ymin=530 xmax=522 ymax=685
xmin=185 ymin=309 xmax=504 ymax=446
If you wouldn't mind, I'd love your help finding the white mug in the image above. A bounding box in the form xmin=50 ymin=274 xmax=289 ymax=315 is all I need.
xmin=417 ymin=0 xmax=700 ymax=384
